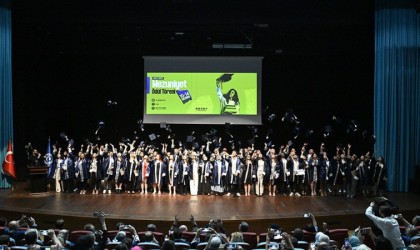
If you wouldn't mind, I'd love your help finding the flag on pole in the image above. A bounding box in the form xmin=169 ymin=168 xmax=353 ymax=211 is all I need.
xmin=2 ymin=140 xmax=16 ymax=179
xmin=45 ymin=138 xmax=53 ymax=176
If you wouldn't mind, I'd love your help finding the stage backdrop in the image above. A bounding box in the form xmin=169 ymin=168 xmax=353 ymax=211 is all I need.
xmin=374 ymin=0 xmax=420 ymax=192
xmin=0 ymin=0 xmax=13 ymax=188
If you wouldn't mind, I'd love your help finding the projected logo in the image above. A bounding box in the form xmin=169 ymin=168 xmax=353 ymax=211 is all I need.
xmin=176 ymin=90 xmax=192 ymax=104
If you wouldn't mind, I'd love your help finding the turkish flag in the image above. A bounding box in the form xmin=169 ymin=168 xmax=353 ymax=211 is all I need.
xmin=2 ymin=140 xmax=16 ymax=179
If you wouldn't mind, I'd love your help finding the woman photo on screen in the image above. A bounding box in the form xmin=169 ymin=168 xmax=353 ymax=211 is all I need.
xmin=216 ymin=73 xmax=240 ymax=114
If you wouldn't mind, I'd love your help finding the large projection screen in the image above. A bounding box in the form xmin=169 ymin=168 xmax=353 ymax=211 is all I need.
xmin=143 ymin=56 xmax=263 ymax=125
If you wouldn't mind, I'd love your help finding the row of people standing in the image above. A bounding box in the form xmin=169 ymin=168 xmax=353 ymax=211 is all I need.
xmin=44 ymin=141 xmax=387 ymax=197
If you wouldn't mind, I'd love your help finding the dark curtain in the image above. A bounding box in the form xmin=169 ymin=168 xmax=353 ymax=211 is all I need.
xmin=374 ymin=0 xmax=420 ymax=192
xmin=0 ymin=0 xmax=13 ymax=188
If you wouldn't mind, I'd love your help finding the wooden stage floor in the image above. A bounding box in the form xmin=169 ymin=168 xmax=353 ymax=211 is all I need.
xmin=1 ymin=183 xmax=420 ymax=233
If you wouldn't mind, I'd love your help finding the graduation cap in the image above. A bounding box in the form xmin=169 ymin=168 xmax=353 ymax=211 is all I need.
xmin=226 ymin=131 xmax=234 ymax=139
xmin=263 ymin=106 xmax=270 ymax=115
xmin=201 ymin=134 xmax=211 ymax=142
xmin=165 ymin=124 xmax=172 ymax=132
xmin=293 ymin=126 xmax=301 ymax=139
xmin=137 ymin=119 xmax=144 ymax=131
xmin=216 ymin=73 xmax=234 ymax=83
xmin=160 ymin=122 xmax=167 ymax=129
xmin=121 ymin=137 xmax=131 ymax=143
xmin=267 ymin=113 xmax=276 ymax=122
xmin=287 ymin=140 xmax=293 ymax=146
xmin=332 ymin=115 xmax=342 ymax=123
xmin=107 ymin=100 xmax=117 ymax=106
xmin=68 ymin=139 xmax=75 ymax=146
xmin=225 ymin=123 xmax=233 ymax=136
xmin=209 ymin=128 xmax=217 ymax=135
xmin=167 ymin=133 xmax=176 ymax=139
xmin=212 ymin=137 xmax=220 ymax=147
xmin=305 ymin=129 xmax=314 ymax=137
xmin=60 ymin=132 xmax=69 ymax=141
xmin=192 ymin=142 xmax=200 ymax=150
xmin=281 ymin=109 xmax=300 ymax=124
xmin=186 ymin=136 xmax=195 ymax=143
xmin=84 ymin=138 xmax=93 ymax=146
xmin=266 ymin=128 xmax=273 ymax=139
xmin=324 ymin=125 xmax=332 ymax=136
xmin=346 ymin=120 xmax=358 ymax=134
xmin=362 ymin=130 xmax=368 ymax=139
xmin=248 ymin=126 xmax=258 ymax=134
xmin=370 ymin=135 xmax=376 ymax=144
xmin=95 ymin=121 xmax=105 ymax=135
xmin=149 ymin=133 xmax=157 ymax=141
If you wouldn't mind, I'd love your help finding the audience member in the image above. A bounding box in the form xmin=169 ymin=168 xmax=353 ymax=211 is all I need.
xmin=348 ymin=235 xmax=371 ymax=250
xmin=239 ymin=222 xmax=249 ymax=232
xmin=230 ymin=232 xmax=244 ymax=243
xmin=413 ymin=215 xmax=420 ymax=226
xmin=147 ymin=224 xmax=157 ymax=232
xmin=173 ymin=228 xmax=190 ymax=245
xmin=206 ymin=235 xmax=221 ymax=250
xmin=113 ymin=231 xmax=127 ymax=243
xmin=55 ymin=218 xmax=65 ymax=230
xmin=161 ymin=239 xmax=175 ymax=250
xmin=0 ymin=217 xmax=7 ymax=227
xmin=0 ymin=235 xmax=12 ymax=248
xmin=4 ymin=220 xmax=26 ymax=242
xmin=365 ymin=201 xmax=405 ymax=249
xmin=144 ymin=230 xmax=159 ymax=245
xmin=373 ymin=235 xmax=393 ymax=250
xmin=292 ymin=228 xmax=305 ymax=242
xmin=84 ymin=223 xmax=96 ymax=232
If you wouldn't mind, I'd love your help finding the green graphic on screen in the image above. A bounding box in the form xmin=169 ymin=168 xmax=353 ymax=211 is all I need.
xmin=146 ymin=73 xmax=257 ymax=115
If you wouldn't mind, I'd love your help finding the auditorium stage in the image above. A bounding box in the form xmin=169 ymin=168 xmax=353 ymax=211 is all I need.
xmin=1 ymin=182 xmax=419 ymax=233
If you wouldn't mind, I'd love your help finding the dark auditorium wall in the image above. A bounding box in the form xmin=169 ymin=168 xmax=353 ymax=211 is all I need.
xmin=11 ymin=1 xmax=374 ymax=180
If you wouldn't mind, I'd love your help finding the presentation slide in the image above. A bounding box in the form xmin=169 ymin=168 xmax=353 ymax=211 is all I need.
xmin=145 ymin=72 xmax=257 ymax=115
xmin=143 ymin=56 xmax=263 ymax=125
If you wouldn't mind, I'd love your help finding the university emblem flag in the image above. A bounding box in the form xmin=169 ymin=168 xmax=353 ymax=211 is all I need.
xmin=45 ymin=138 xmax=53 ymax=176
xmin=2 ymin=140 xmax=16 ymax=179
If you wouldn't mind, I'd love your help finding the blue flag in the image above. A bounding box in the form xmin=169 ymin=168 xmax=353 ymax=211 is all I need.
xmin=45 ymin=138 xmax=53 ymax=176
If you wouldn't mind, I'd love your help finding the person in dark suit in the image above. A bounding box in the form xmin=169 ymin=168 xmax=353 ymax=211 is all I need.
xmin=149 ymin=154 xmax=167 ymax=195
xmin=102 ymin=150 xmax=116 ymax=194
xmin=61 ymin=149 xmax=75 ymax=193
xmin=288 ymin=153 xmax=303 ymax=196
xmin=372 ymin=157 xmax=387 ymax=197
xmin=167 ymin=154 xmax=178 ymax=195
xmin=225 ymin=150 xmax=242 ymax=197
xmin=88 ymin=149 xmax=102 ymax=195
xmin=211 ymin=154 xmax=227 ymax=195
xmin=177 ymin=154 xmax=190 ymax=196
xmin=268 ymin=153 xmax=281 ymax=196
xmin=74 ymin=152 xmax=90 ymax=194
xmin=125 ymin=151 xmax=138 ymax=194
xmin=319 ymin=152 xmax=330 ymax=197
